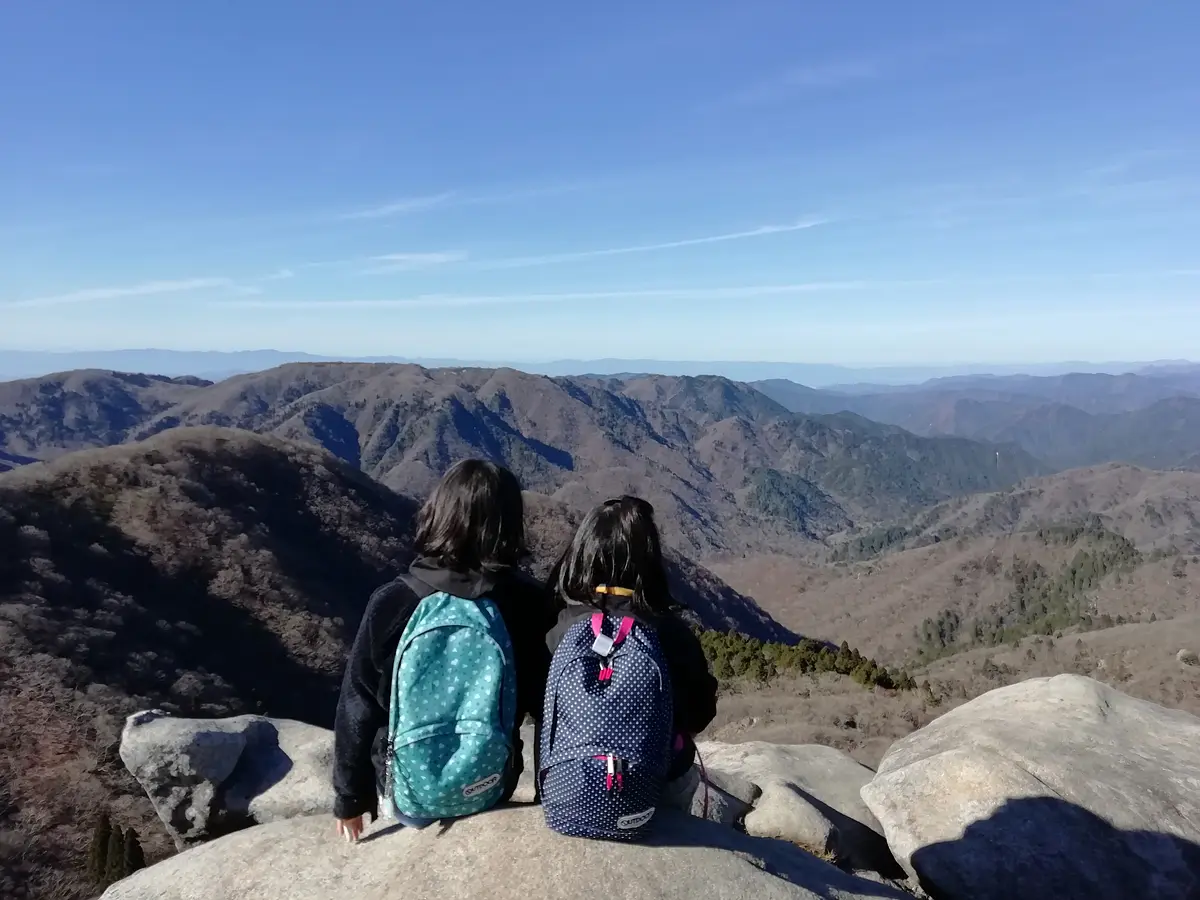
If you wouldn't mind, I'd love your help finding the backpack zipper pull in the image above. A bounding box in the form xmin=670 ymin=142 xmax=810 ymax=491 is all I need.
xmin=606 ymin=753 xmax=615 ymax=791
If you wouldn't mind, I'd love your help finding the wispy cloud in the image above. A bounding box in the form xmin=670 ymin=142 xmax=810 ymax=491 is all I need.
xmin=724 ymin=60 xmax=880 ymax=107
xmin=6 ymin=277 xmax=246 ymax=309
xmin=476 ymin=219 xmax=827 ymax=269
xmin=336 ymin=192 xmax=458 ymax=221
xmin=714 ymin=32 xmax=1004 ymax=110
xmin=215 ymin=267 xmax=1200 ymax=313
xmin=334 ymin=181 xmax=593 ymax=222
xmin=217 ymin=280 xmax=901 ymax=311
xmin=360 ymin=251 xmax=468 ymax=275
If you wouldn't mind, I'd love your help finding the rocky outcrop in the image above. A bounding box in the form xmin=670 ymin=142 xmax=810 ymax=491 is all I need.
xmin=860 ymin=674 xmax=1200 ymax=900
xmin=119 ymin=675 xmax=1200 ymax=900
xmin=120 ymin=709 xmax=335 ymax=848
xmin=100 ymin=805 xmax=914 ymax=900
xmin=118 ymin=713 xmax=903 ymax=885
xmin=697 ymin=741 xmax=900 ymax=875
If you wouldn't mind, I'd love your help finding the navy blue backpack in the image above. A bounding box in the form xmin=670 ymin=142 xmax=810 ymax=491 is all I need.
xmin=539 ymin=611 xmax=674 ymax=841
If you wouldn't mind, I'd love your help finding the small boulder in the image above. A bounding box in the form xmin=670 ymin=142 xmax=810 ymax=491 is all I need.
xmin=861 ymin=674 xmax=1200 ymax=900
xmin=698 ymin=741 xmax=900 ymax=875
xmin=511 ymin=723 xmax=537 ymax=803
xmin=1179 ymin=648 xmax=1199 ymax=668
xmin=120 ymin=710 xmax=334 ymax=848
xmin=101 ymin=805 xmax=917 ymax=900
xmin=661 ymin=762 xmax=758 ymax=827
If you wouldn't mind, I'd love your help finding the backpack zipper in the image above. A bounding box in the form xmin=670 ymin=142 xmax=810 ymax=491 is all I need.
xmin=594 ymin=753 xmax=625 ymax=791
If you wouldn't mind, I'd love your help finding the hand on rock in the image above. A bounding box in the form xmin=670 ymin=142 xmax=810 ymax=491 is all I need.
xmin=336 ymin=815 xmax=365 ymax=843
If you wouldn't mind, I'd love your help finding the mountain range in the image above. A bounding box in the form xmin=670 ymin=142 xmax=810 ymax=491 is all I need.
xmin=3 ymin=361 xmax=1199 ymax=899
xmin=1 ymin=348 xmax=1194 ymax=386
xmin=0 ymin=364 xmax=1044 ymax=555
xmin=6 ymin=362 xmax=1199 ymax=563
xmin=756 ymin=370 xmax=1200 ymax=472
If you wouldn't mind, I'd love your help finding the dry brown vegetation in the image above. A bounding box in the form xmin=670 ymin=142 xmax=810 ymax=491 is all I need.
xmin=711 ymin=615 xmax=1200 ymax=770
xmin=0 ymin=426 xmax=792 ymax=898
xmin=0 ymin=370 xmax=207 ymax=463
xmin=711 ymin=465 xmax=1200 ymax=663
xmin=1 ymin=364 xmax=1043 ymax=556
xmin=0 ymin=428 xmax=417 ymax=898
xmin=706 ymin=466 xmax=1200 ymax=772
xmin=3 ymin=366 xmax=1200 ymax=897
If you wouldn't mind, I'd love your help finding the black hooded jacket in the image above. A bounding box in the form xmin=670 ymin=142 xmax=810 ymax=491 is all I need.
xmin=332 ymin=558 xmax=556 ymax=820
xmin=546 ymin=598 xmax=719 ymax=779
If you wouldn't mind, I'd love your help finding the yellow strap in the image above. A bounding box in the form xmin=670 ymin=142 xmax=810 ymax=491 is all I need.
xmin=594 ymin=585 xmax=636 ymax=598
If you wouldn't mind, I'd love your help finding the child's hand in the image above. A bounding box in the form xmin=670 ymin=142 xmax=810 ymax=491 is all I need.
xmin=336 ymin=815 xmax=365 ymax=843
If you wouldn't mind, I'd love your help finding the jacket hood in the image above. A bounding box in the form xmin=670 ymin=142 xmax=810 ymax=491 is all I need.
xmin=407 ymin=557 xmax=501 ymax=599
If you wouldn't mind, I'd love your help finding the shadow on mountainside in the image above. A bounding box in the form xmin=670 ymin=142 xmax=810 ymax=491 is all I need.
xmin=910 ymin=796 xmax=1200 ymax=900
xmin=0 ymin=430 xmax=419 ymax=897
xmin=182 ymin=442 xmax=420 ymax=630
xmin=5 ymin=504 xmax=349 ymax=725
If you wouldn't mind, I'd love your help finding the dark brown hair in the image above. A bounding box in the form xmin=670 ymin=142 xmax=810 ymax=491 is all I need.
xmin=551 ymin=495 xmax=672 ymax=616
xmin=413 ymin=459 xmax=527 ymax=573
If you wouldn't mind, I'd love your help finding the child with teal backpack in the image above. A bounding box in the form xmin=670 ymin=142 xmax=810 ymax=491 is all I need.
xmin=332 ymin=460 xmax=556 ymax=841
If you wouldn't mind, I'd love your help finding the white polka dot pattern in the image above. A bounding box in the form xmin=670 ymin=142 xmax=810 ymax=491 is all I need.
xmin=540 ymin=616 xmax=674 ymax=842
xmin=385 ymin=592 xmax=517 ymax=820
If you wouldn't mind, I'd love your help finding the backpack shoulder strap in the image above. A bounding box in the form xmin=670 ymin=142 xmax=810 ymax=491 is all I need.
xmin=590 ymin=613 xmax=635 ymax=645
xmin=592 ymin=614 xmax=637 ymax=681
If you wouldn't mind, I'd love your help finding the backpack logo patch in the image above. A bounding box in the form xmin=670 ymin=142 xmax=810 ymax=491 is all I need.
xmin=462 ymin=773 xmax=503 ymax=798
xmin=616 ymin=807 xmax=656 ymax=830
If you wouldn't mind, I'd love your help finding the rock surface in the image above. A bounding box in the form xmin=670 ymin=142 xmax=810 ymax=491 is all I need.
xmin=861 ymin=674 xmax=1200 ymax=900
xmin=123 ymin=717 xmax=762 ymax=844
xmin=120 ymin=710 xmax=335 ymax=848
xmin=697 ymin=741 xmax=900 ymax=875
xmin=101 ymin=805 xmax=915 ymax=900
xmin=696 ymin=744 xmax=902 ymax=878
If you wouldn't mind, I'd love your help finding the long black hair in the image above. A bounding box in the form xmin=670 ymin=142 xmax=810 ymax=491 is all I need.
xmin=552 ymin=495 xmax=673 ymax=616
xmin=413 ymin=459 xmax=527 ymax=573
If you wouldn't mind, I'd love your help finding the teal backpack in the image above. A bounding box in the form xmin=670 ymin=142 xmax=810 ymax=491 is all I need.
xmin=384 ymin=584 xmax=518 ymax=820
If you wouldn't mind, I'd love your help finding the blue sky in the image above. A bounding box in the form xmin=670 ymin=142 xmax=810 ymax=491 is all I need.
xmin=1 ymin=1 xmax=1197 ymax=364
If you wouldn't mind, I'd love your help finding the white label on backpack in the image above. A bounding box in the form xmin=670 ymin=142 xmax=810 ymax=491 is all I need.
xmin=591 ymin=633 xmax=615 ymax=657
xmin=616 ymin=807 xmax=656 ymax=830
xmin=462 ymin=773 xmax=502 ymax=798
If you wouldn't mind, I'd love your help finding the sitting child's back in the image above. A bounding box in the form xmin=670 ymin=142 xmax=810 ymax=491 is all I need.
xmin=539 ymin=496 xmax=718 ymax=841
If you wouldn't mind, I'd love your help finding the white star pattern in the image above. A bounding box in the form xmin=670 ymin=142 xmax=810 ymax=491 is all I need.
xmin=385 ymin=592 xmax=517 ymax=821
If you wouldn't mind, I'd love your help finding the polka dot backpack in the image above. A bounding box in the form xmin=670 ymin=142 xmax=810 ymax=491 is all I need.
xmin=384 ymin=585 xmax=517 ymax=820
xmin=539 ymin=601 xmax=674 ymax=842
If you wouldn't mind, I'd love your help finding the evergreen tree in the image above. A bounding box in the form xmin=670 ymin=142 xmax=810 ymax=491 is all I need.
xmin=122 ymin=828 xmax=147 ymax=878
xmin=104 ymin=824 xmax=125 ymax=885
xmin=87 ymin=812 xmax=112 ymax=884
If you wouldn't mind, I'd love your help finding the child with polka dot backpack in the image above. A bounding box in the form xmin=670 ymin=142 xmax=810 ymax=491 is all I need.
xmin=540 ymin=496 xmax=719 ymax=841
